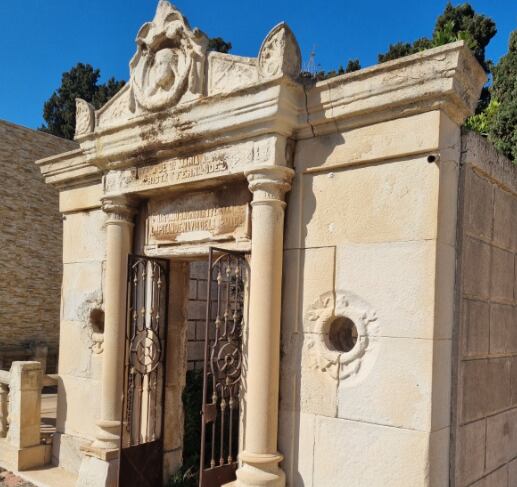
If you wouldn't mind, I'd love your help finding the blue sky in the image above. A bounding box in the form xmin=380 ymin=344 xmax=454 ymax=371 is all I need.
xmin=0 ymin=0 xmax=515 ymax=129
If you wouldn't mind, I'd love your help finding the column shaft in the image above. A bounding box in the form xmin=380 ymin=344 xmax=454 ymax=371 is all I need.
xmin=236 ymin=166 xmax=293 ymax=487
xmin=93 ymin=197 xmax=135 ymax=450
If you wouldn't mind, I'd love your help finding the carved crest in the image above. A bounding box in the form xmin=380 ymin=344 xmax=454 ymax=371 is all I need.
xmin=129 ymin=0 xmax=208 ymax=111
xmin=258 ymin=22 xmax=301 ymax=80
xmin=75 ymin=98 xmax=95 ymax=138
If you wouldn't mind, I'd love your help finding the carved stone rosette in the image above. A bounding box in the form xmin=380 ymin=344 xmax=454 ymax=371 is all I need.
xmin=129 ymin=0 xmax=208 ymax=111
xmin=305 ymin=290 xmax=379 ymax=380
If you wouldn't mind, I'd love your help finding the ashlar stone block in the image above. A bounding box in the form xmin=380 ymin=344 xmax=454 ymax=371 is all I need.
xmin=301 ymin=155 xmax=441 ymax=247
xmin=493 ymin=188 xmax=516 ymax=251
xmin=490 ymin=247 xmax=514 ymax=303
xmin=462 ymin=299 xmax=489 ymax=357
xmin=455 ymin=419 xmax=486 ymax=486
xmin=336 ymin=336 xmax=450 ymax=432
xmin=278 ymin=410 xmax=315 ymax=487
xmin=485 ymin=408 xmax=517 ymax=472
xmin=462 ymin=237 xmax=491 ymax=300
xmin=460 ymin=359 xmax=488 ymax=423
xmin=335 ymin=240 xmax=438 ymax=340
xmin=62 ymin=261 xmax=104 ymax=323
xmin=63 ymin=210 xmax=106 ymax=264
xmin=313 ymin=416 xmax=448 ymax=487
xmin=471 ymin=466 xmax=508 ymax=487
xmin=490 ymin=304 xmax=515 ymax=354
xmin=486 ymin=358 xmax=511 ymax=415
xmin=464 ymin=169 xmax=493 ymax=241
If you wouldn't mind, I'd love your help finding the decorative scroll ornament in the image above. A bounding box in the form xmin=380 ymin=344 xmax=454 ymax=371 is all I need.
xmin=305 ymin=290 xmax=379 ymax=380
xmin=258 ymin=22 xmax=301 ymax=80
xmin=75 ymin=98 xmax=95 ymax=138
xmin=129 ymin=0 xmax=208 ymax=111
xmin=91 ymin=332 xmax=104 ymax=354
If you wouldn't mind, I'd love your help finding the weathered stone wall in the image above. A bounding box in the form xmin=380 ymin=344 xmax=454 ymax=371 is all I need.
xmin=279 ymin=110 xmax=460 ymax=486
xmin=451 ymin=132 xmax=517 ymax=487
xmin=0 ymin=120 xmax=77 ymax=372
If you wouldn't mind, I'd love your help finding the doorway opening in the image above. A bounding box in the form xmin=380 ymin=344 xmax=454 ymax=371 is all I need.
xmin=167 ymin=249 xmax=249 ymax=487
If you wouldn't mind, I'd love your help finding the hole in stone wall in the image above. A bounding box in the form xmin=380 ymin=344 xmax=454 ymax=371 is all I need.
xmin=328 ymin=316 xmax=358 ymax=353
xmin=90 ymin=308 xmax=105 ymax=334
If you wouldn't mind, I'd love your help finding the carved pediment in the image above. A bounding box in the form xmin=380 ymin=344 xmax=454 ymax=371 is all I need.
xmin=129 ymin=0 xmax=208 ymax=112
xmin=79 ymin=4 xmax=303 ymax=134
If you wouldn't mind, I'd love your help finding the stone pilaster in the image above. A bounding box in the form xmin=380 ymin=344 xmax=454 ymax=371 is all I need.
xmin=235 ymin=165 xmax=294 ymax=487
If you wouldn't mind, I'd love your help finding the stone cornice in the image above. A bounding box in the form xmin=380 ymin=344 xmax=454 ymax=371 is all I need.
xmin=298 ymin=41 xmax=486 ymax=139
xmin=36 ymin=148 xmax=102 ymax=189
xmin=36 ymin=41 xmax=485 ymax=191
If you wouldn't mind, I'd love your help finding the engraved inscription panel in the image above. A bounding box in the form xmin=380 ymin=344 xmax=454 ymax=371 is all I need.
xmin=147 ymin=186 xmax=250 ymax=245
xmin=104 ymin=138 xmax=274 ymax=195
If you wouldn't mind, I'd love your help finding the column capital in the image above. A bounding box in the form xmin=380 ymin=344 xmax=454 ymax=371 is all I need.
xmin=245 ymin=165 xmax=295 ymax=203
xmin=101 ymin=196 xmax=138 ymax=224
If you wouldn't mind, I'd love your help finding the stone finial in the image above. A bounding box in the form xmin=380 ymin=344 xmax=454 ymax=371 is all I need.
xmin=129 ymin=0 xmax=208 ymax=111
xmin=75 ymin=98 xmax=95 ymax=138
xmin=258 ymin=22 xmax=301 ymax=80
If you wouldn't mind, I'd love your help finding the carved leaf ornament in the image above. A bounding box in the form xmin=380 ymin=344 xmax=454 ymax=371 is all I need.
xmin=305 ymin=290 xmax=379 ymax=380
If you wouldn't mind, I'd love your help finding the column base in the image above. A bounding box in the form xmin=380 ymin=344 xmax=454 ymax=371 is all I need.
xmin=235 ymin=452 xmax=286 ymax=487
xmin=76 ymin=455 xmax=119 ymax=487
xmin=90 ymin=420 xmax=120 ymax=450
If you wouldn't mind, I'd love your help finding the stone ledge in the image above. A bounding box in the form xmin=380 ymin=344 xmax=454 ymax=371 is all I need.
xmin=80 ymin=444 xmax=119 ymax=462
xmin=461 ymin=130 xmax=517 ymax=196
xmin=0 ymin=439 xmax=51 ymax=471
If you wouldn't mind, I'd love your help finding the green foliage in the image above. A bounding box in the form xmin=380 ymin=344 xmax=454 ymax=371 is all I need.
xmin=378 ymin=42 xmax=416 ymax=63
xmin=40 ymin=63 xmax=124 ymax=140
xmin=465 ymin=99 xmax=500 ymax=134
xmin=303 ymin=58 xmax=362 ymax=82
xmin=434 ymin=2 xmax=496 ymax=70
xmin=488 ymin=30 xmax=517 ymax=161
xmin=208 ymin=37 xmax=232 ymax=53
xmin=378 ymin=2 xmax=496 ymax=72
xmin=168 ymin=369 xmax=204 ymax=487
xmin=344 ymin=59 xmax=362 ymax=73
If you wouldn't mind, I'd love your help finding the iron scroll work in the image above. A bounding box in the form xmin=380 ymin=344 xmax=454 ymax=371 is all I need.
xmin=200 ymin=248 xmax=249 ymax=487
xmin=119 ymin=255 xmax=169 ymax=487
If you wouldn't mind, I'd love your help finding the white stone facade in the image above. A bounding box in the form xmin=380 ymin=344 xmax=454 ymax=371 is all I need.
xmin=31 ymin=1 xmax=503 ymax=486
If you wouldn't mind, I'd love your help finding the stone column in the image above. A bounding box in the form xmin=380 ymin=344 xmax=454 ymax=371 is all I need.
xmin=92 ymin=196 xmax=136 ymax=451
xmin=236 ymin=166 xmax=294 ymax=487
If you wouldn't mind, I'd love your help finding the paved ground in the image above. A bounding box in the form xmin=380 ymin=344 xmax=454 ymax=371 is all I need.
xmin=0 ymin=469 xmax=36 ymax=487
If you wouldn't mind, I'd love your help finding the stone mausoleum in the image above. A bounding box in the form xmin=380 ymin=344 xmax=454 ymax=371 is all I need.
xmin=2 ymin=1 xmax=516 ymax=486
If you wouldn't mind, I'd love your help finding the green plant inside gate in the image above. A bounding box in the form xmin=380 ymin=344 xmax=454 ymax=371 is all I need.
xmin=168 ymin=368 xmax=204 ymax=487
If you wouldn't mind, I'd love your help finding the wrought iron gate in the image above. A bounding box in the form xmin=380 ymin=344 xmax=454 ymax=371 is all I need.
xmin=119 ymin=255 xmax=169 ymax=487
xmin=199 ymin=248 xmax=248 ymax=487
